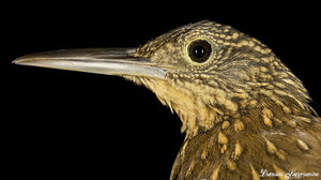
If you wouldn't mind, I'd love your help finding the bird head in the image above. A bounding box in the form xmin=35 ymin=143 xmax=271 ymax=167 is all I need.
xmin=14 ymin=20 xmax=314 ymax=137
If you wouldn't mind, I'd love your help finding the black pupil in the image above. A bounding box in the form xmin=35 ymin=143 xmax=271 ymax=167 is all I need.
xmin=193 ymin=45 xmax=205 ymax=58
xmin=188 ymin=40 xmax=212 ymax=63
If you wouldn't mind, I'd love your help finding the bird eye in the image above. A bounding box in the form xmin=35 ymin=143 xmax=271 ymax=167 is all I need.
xmin=188 ymin=40 xmax=212 ymax=63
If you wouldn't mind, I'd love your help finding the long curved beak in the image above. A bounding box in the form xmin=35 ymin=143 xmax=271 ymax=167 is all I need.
xmin=13 ymin=48 xmax=166 ymax=79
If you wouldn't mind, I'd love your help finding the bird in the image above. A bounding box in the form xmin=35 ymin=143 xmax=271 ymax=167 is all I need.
xmin=13 ymin=20 xmax=321 ymax=180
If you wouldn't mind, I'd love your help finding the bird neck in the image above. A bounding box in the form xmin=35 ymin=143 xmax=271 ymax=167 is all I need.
xmin=125 ymin=76 xmax=318 ymax=138
xmin=153 ymin=80 xmax=318 ymax=138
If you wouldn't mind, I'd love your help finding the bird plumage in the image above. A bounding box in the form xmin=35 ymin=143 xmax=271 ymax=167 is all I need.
xmin=14 ymin=20 xmax=321 ymax=179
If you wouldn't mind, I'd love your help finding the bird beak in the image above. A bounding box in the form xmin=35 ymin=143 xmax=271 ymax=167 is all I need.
xmin=13 ymin=48 xmax=166 ymax=79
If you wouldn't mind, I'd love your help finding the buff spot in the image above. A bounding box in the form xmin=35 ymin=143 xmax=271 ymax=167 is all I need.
xmin=262 ymin=57 xmax=272 ymax=63
xmin=234 ymin=119 xmax=245 ymax=132
xmin=218 ymin=132 xmax=229 ymax=154
xmin=282 ymin=106 xmax=291 ymax=114
xmin=297 ymin=139 xmax=310 ymax=151
xmin=262 ymin=108 xmax=273 ymax=127
xmin=219 ymin=34 xmax=226 ymax=38
xmin=273 ymin=117 xmax=283 ymax=125
xmin=218 ymin=132 xmax=228 ymax=144
xmin=249 ymin=163 xmax=260 ymax=180
xmin=232 ymin=32 xmax=239 ymax=39
xmin=210 ymin=165 xmax=220 ymax=180
xmin=259 ymin=66 xmax=269 ymax=72
xmin=265 ymin=138 xmax=278 ymax=154
xmin=227 ymin=160 xmax=236 ymax=171
xmin=265 ymin=138 xmax=287 ymax=161
xmin=217 ymin=39 xmax=224 ymax=44
xmin=284 ymin=117 xmax=297 ymax=127
xmin=294 ymin=116 xmax=312 ymax=123
xmin=223 ymin=41 xmax=231 ymax=46
xmin=232 ymin=140 xmax=243 ymax=160
xmin=221 ymin=144 xmax=227 ymax=154
xmin=201 ymin=149 xmax=208 ymax=160
xmin=222 ymin=121 xmax=230 ymax=129
xmin=263 ymin=116 xmax=273 ymax=127
xmin=274 ymin=82 xmax=286 ymax=89
xmin=272 ymin=164 xmax=287 ymax=180
xmin=276 ymin=149 xmax=287 ymax=161
xmin=248 ymin=99 xmax=258 ymax=107
xmin=248 ymin=40 xmax=255 ymax=47
xmin=274 ymin=89 xmax=288 ymax=96
xmin=264 ymin=48 xmax=272 ymax=54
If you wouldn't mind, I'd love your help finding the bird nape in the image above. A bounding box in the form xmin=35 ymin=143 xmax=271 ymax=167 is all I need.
xmin=14 ymin=20 xmax=321 ymax=180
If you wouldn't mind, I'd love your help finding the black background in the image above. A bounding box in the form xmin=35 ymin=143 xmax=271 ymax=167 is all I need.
xmin=4 ymin=1 xmax=321 ymax=179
